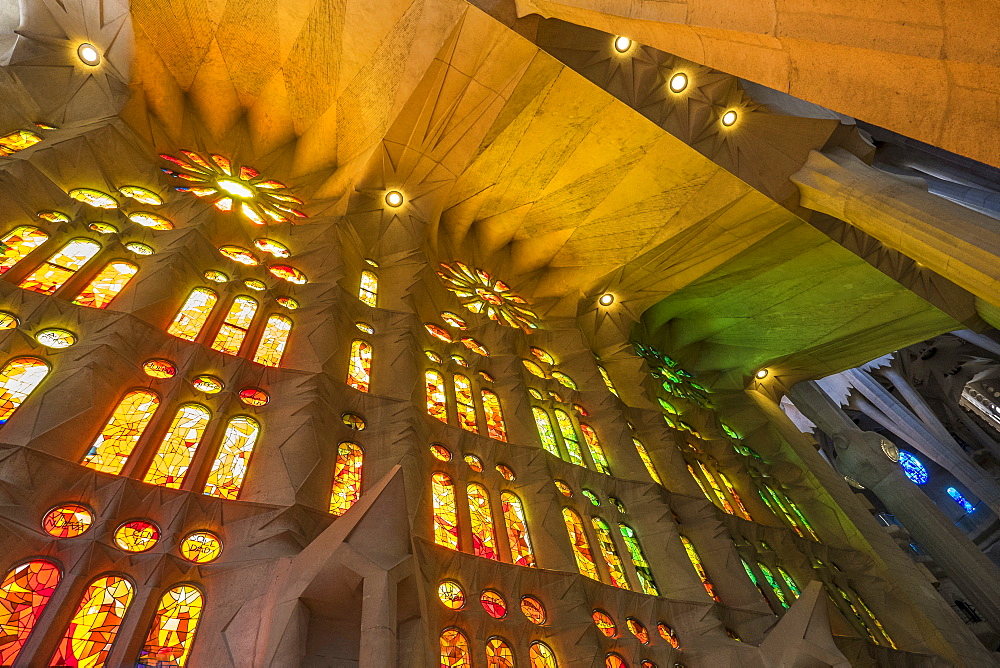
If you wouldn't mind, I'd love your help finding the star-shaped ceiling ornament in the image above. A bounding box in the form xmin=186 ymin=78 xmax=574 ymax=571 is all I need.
xmin=438 ymin=261 xmax=538 ymax=332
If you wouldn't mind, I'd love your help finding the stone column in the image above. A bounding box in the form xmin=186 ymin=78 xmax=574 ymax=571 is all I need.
xmin=359 ymin=569 xmax=397 ymax=668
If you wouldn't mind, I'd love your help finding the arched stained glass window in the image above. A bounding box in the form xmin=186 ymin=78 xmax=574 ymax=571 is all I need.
xmin=330 ymin=442 xmax=363 ymax=516
xmin=597 ymin=365 xmax=618 ymax=397
xmin=72 ymin=260 xmax=139 ymax=308
xmin=0 ymin=226 xmax=48 ymax=273
xmin=591 ymin=517 xmax=630 ymax=589
xmin=532 ymin=407 xmax=559 ymax=457
xmin=481 ymin=390 xmax=506 ymax=441
xmin=619 ymin=523 xmax=659 ymax=595
xmin=553 ymin=409 xmax=584 ymax=466
xmin=50 ymin=575 xmax=134 ymax=667
xmin=0 ymin=357 xmax=49 ymax=424
xmin=347 ymin=340 xmax=372 ymax=392
xmin=252 ymin=314 xmax=292 ymax=367
xmin=203 ymin=416 xmax=260 ymax=500
xmin=719 ymin=472 xmax=752 ymax=520
xmin=740 ymin=558 xmax=775 ymax=612
xmin=359 ymin=270 xmax=378 ymax=306
xmin=777 ymin=567 xmax=800 ymax=600
xmin=0 ymin=559 xmax=61 ymax=665
xmin=579 ymin=424 xmax=610 ymax=475
xmin=211 ymin=296 xmax=258 ymax=355
xmin=758 ymin=562 xmax=789 ymax=608
xmin=432 ymin=472 xmax=459 ymax=550
xmin=632 ymin=438 xmax=662 ymax=484
xmin=20 ymin=238 xmax=101 ymax=294
xmin=468 ymin=483 xmax=499 ymax=560
xmin=453 ymin=374 xmax=478 ymax=433
xmin=528 ymin=641 xmax=557 ymax=667
xmin=947 ymin=486 xmax=976 ymax=513
xmin=696 ymin=462 xmax=736 ymax=515
xmin=143 ymin=403 xmax=212 ymax=488
xmin=680 ymin=535 xmax=720 ymax=602
xmin=500 ymin=492 xmax=535 ymax=567
xmin=486 ymin=636 xmax=515 ymax=668
xmin=167 ymin=288 xmax=218 ymax=340
xmin=440 ymin=627 xmax=470 ymax=667
xmin=759 ymin=483 xmax=818 ymax=541
xmin=561 ymin=508 xmax=600 ymax=581
xmin=82 ymin=389 xmax=160 ymax=474
xmin=136 ymin=585 xmax=204 ymax=667
xmin=425 ymin=369 xmax=448 ymax=422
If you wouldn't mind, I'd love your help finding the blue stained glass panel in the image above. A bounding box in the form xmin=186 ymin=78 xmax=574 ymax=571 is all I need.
xmin=898 ymin=450 xmax=928 ymax=484
xmin=947 ymin=487 xmax=975 ymax=513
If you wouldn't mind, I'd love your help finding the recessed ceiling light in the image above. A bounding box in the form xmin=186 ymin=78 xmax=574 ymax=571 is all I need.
xmin=721 ymin=110 xmax=738 ymax=127
xmin=599 ymin=294 xmax=614 ymax=306
xmin=669 ymin=73 xmax=688 ymax=93
xmin=385 ymin=190 xmax=404 ymax=207
xmin=77 ymin=43 xmax=100 ymax=66
xmin=613 ymin=36 xmax=632 ymax=53
xmin=755 ymin=368 xmax=769 ymax=379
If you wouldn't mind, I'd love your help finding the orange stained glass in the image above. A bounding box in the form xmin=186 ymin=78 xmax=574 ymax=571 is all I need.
xmin=218 ymin=245 xmax=259 ymax=265
xmin=459 ymin=337 xmax=488 ymax=357
xmin=486 ymin=637 xmax=515 ymax=668
xmin=143 ymin=403 xmax=212 ymax=488
xmin=657 ymin=622 xmax=681 ymax=649
xmin=554 ymin=480 xmax=573 ymax=497
xmin=0 ymin=129 xmax=42 ymax=155
xmin=42 ymin=504 xmax=93 ymax=538
xmin=532 ymin=407 xmax=559 ymax=457
xmin=128 ymin=212 xmax=173 ymax=230
xmin=598 ymin=365 xmax=618 ymax=396
xmin=114 ymin=520 xmax=160 ymax=552
xmin=440 ymin=312 xmax=467 ymax=329
xmin=19 ymin=238 xmax=101 ymax=294
xmin=82 ymin=390 xmax=160 ymax=474
xmin=252 ymin=314 xmax=292 ymax=367
xmin=0 ymin=357 xmax=49 ymax=424
xmin=136 ymin=585 xmax=203 ymax=667
xmin=481 ymin=390 xmax=507 ymax=441
xmin=359 ymin=270 xmax=377 ymax=306
xmin=529 ymin=347 xmax=555 ymax=364
xmin=430 ymin=443 xmax=452 ymax=461
xmin=496 ymin=464 xmax=515 ymax=480
xmin=467 ymin=483 xmax=498 ymax=560
xmin=329 ymin=442 xmax=364 ymax=515
xmin=167 ymin=288 xmax=218 ymax=340
xmin=0 ymin=226 xmax=48 ymax=274
xmin=210 ymin=296 xmax=259 ymax=355
xmin=0 ymin=312 xmax=17 ymax=329
xmin=632 ymin=438 xmax=662 ymax=485
xmin=0 ymin=559 xmax=61 ymax=665
xmin=605 ymin=653 xmax=628 ymax=668
xmin=347 ymin=339 xmax=372 ymax=391
xmin=432 ymin=473 xmax=459 ymax=549
xmin=239 ymin=388 xmax=269 ymax=406
xmin=440 ymin=627 xmax=470 ymax=667
xmin=520 ymin=596 xmax=546 ymax=624
xmin=437 ymin=581 xmax=465 ymax=609
xmin=268 ymin=264 xmax=306 ymax=284
xmin=501 ymin=492 xmax=536 ymax=567
xmin=580 ymin=424 xmax=611 ymax=474
xmin=142 ymin=359 xmax=176 ymax=378
xmin=464 ymin=454 xmax=483 ymax=472
xmin=425 ymin=323 xmax=452 ymax=343
xmin=203 ymin=416 xmax=261 ymax=500
xmin=562 ymin=508 xmax=600 ymax=581
xmin=626 ymin=618 xmax=649 ymax=644
xmin=87 ymin=223 xmax=117 ymax=234
xmin=453 ymin=374 xmax=478 ymax=433
xmin=591 ymin=517 xmax=630 ymax=589
xmin=592 ymin=610 xmax=617 ymax=637
xmin=253 ymin=238 xmax=290 ymax=258
xmin=697 ymin=461 xmax=736 ymax=516
xmin=680 ymin=535 xmax=720 ymax=602
xmin=425 ymin=370 xmax=448 ymax=422
xmin=719 ymin=472 xmax=752 ymax=520
xmin=50 ymin=576 xmax=133 ymax=667
xmin=179 ymin=532 xmax=223 ymax=563
xmin=528 ymin=641 xmax=558 ymax=668
xmin=522 ymin=359 xmax=546 ymax=378
xmin=553 ymin=409 xmax=584 ymax=467
xmin=481 ymin=590 xmax=507 ymax=618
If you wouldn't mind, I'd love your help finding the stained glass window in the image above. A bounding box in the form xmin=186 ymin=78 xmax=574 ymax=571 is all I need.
xmin=627 ymin=618 xmax=650 ymax=643
xmin=459 ymin=337 xmax=489 ymax=357
xmin=486 ymin=636 xmax=515 ymax=668
xmin=0 ymin=312 xmax=17 ymax=329
xmin=619 ymin=523 xmax=659 ymax=595
xmin=438 ymin=261 xmax=538 ymax=331
xmin=137 ymin=585 xmax=204 ymax=667
xmin=522 ymin=359 xmax=546 ymax=378
xmin=0 ymin=559 xmax=61 ymax=665
xmin=252 ymin=314 xmax=292 ymax=367
xmin=0 ymin=226 xmax=48 ymax=274
xmin=562 ymin=508 xmax=600 ymax=581
xmin=425 ymin=323 xmax=453 ymax=343
xmin=777 ymin=567 xmax=800 ymax=599
xmin=481 ymin=390 xmax=507 ymax=441
xmin=218 ymin=245 xmax=259 ymax=265
xmin=899 ymin=450 xmax=928 ymax=484
xmin=551 ymin=371 xmax=576 ymax=390
xmin=42 ymin=504 xmax=93 ymax=538
xmin=347 ymin=339 xmax=372 ymax=391
xmin=632 ymin=438 xmax=662 ymax=485
xmin=605 ymin=653 xmax=627 ymax=668
xmin=532 ymin=407 xmax=560 ymax=457
xmin=167 ymin=288 xmax=218 ymax=340
xmin=582 ymin=490 xmax=600 ymax=506
xmin=426 ymin=370 xmax=448 ymax=422
xmin=119 ymin=185 xmax=163 ymax=205
xmin=50 ymin=575 xmax=134 ymax=667
xmin=239 ymin=388 xmax=269 ymax=406
xmin=0 ymin=129 xmax=42 ymax=155
xmin=948 ymin=486 xmax=976 ymax=513
xmin=579 ymin=424 xmax=611 ymax=474
xmin=69 ymin=189 xmax=118 ymax=209
xmin=179 ymin=532 xmax=223 ymax=563
xmin=19 ymin=238 xmax=101 ymax=294
xmin=114 ymin=520 xmax=160 ymax=552
xmin=591 ymin=517 xmax=630 ymax=589
xmin=553 ymin=409 xmax=584 ymax=466
xmin=430 ymin=444 xmax=452 ymax=461
xmin=143 ymin=403 xmax=212 ymax=488
xmin=438 ymin=581 xmax=465 ymax=609
xmin=453 ymin=374 xmax=478 ymax=433
xmin=72 ymin=260 xmax=138 ymax=308
xmin=330 ymin=442 xmax=364 ymax=516
xmin=192 ymin=375 xmax=223 ymax=394
xmin=719 ymin=472 xmax=752 ymax=520
xmin=857 ymin=596 xmax=896 ymax=649
xmin=592 ymin=610 xmax=617 ymax=637
xmin=268 ymin=264 xmax=307 ymax=284
xmin=359 ymin=270 xmax=378 ymax=306
xmin=680 ymin=535 xmax=720 ymax=602
xmin=696 ymin=462 xmax=736 ymax=515
xmin=441 ymin=312 xmax=467 ymax=329
xmin=82 ymin=389 xmax=160 ymax=474
xmin=432 ymin=473 xmax=459 ymax=550
xmin=520 ymin=596 xmax=546 ymax=624
xmin=500 ymin=492 xmax=535 ymax=567
xmin=129 ymin=212 xmax=173 ymax=229
xmin=554 ymin=480 xmax=572 ymax=497
xmin=466 ymin=483 xmax=498 ymax=560
xmin=657 ymin=622 xmax=680 ymax=649
xmin=758 ymin=562 xmax=789 ymax=608
xmin=440 ymin=627 xmax=470 ymax=667
xmin=0 ymin=357 xmax=49 ymax=424
xmin=35 ymin=328 xmax=76 ymax=348
xmin=528 ymin=641 xmax=557 ymax=668
xmin=597 ymin=365 xmax=618 ymax=396
xmin=480 ymin=590 xmax=507 ymax=618
xmin=203 ymin=416 xmax=260 ymax=500
xmin=211 ymin=296 xmax=259 ymax=355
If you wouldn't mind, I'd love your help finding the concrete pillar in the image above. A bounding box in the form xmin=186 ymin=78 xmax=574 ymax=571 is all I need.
xmin=359 ymin=569 xmax=397 ymax=668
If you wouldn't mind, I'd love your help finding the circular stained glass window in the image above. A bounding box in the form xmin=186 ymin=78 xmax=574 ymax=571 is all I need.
xmin=42 ymin=503 xmax=93 ymax=538
xmin=38 ymin=210 xmax=70 ymax=223
xmin=125 ymin=242 xmax=154 ymax=255
xmin=573 ymin=403 xmax=588 ymax=416
xmin=114 ymin=519 xmax=160 ymax=552
xmin=478 ymin=370 xmax=495 ymax=382
xmin=204 ymin=269 xmax=229 ymax=283
xmin=87 ymin=221 xmax=118 ymax=234
xmin=627 ymin=617 xmax=649 ymax=644
xmin=119 ymin=185 xmax=163 ymax=205
xmin=554 ymin=480 xmax=572 ymax=497
xmin=592 ymin=609 xmax=616 ymax=637
xmin=430 ymin=444 xmax=452 ymax=461
xmin=0 ymin=312 xmax=19 ymax=329
xmin=464 ymin=454 xmax=483 ymax=472
xmin=480 ymin=590 xmax=507 ymax=618
xmin=179 ymin=531 xmax=223 ymax=563
xmin=277 ymin=297 xmax=299 ymax=310
xmin=657 ymin=622 xmax=680 ymax=649
xmin=496 ymin=464 xmax=515 ymax=481
xmin=143 ymin=358 xmax=176 ymax=378
xmin=356 ymin=322 xmax=374 ymax=334
xmin=582 ymin=489 xmax=600 ymax=506
xmin=192 ymin=375 xmax=224 ymax=393
xmin=520 ymin=596 xmax=546 ymax=624
xmin=342 ymin=413 xmax=366 ymax=430
xmin=35 ymin=328 xmax=76 ymax=348
xmin=238 ymin=388 xmax=269 ymax=406
xmin=440 ymin=312 xmax=467 ymax=329
xmin=425 ymin=350 xmax=443 ymax=363
xmin=606 ymin=653 xmax=628 ymax=668
xmin=438 ymin=580 xmax=465 ymax=610
xmin=899 ymin=450 xmax=928 ymax=484
xmin=244 ymin=279 xmax=266 ymax=291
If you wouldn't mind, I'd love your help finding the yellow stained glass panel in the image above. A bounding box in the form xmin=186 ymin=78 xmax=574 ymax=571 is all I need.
xmin=19 ymin=238 xmax=101 ymax=294
xmin=501 ymin=492 xmax=535 ymax=567
xmin=49 ymin=576 xmax=134 ymax=667
xmin=481 ymin=390 xmax=506 ymax=441
xmin=432 ymin=472 xmax=459 ymax=550
xmin=330 ymin=441 xmax=363 ymax=515
xmin=591 ymin=517 xmax=630 ymax=589
xmin=137 ymin=585 xmax=203 ymax=667
xmin=167 ymin=288 xmax=218 ymax=340
xmin=82 ymin=390 xmax=160 ymax=474
xmin=72 ymin=260 xmax=139 ymax=309
xmin=359 ymin=270 xmax=377 ymax=306
xmin=346 ymin=339 xmax=372 ymax=391
xmin=453 ymin=374 xmax=477 ymax=433
xmin=440 ymin=628 xmax=470 ymax=667
xmin=211 ymin=296 xmax=258 ymax=355
xmin=562 ymin=508 xmax=600 ymax=581
xmin=0 ymin=226 xmax=48 ymax=274
xmin=0 ymin=357 xmax=48 ymax=425
xmin=253 ymin=314 xmax=292 ymax=367
xmin=203 ymin=416 xmax=260 ymax=499
xmin=143 ymin=404 xmax=212 ymax=488
xmin=633 ymin=438 xmax=662 ymax=485
xmin=0 ymin=129 xmax=42 ymax=155
xmin=425 ymin=370 xmax=447 ymax=422
xmin=467 ymin=483 xmax=498 ymax=560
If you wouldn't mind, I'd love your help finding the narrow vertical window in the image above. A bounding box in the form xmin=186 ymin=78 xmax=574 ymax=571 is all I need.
xmin=359 ymin=270 xmax=378 ymax=306
xmin=786 ymin=497 xmax=819 ymax=541
xmin=719 ymin=472 xmax=752 ymax=520
xmin=467 ymin=483 xmax=499 ymax=560
xmin=680 ymin=535 xmax=720 ymax=602
xmin=758 ymin=562 xmax=789 ymax=608
xmin=561 ymin=508 xmax=600 ymax=581
xmin=694 ymin=462 xmax=735 ymax=515
xmin=481 ymin=389 xmax=506 ymax=441
xmin=329 ymin=441 xmax=363 ymax=516
xmin=453 ymin=374 xmax=478 ymax=433
xmin=82 ymin=390 xmax=160 ymax=474
xmin=0 ymin=357 xmax=49 ymax=424
xmin=500 ymin=492 xmax=535 ymax=567
xmin=777 ymin=567 xmax=800 ymax=599
xmin=590 ymin=517 xmax=630 ymax=589
xmin=425 ymin=370 xmax=448 ymax=421
xmin=19 ymin=238 xmax=101 ymax=294
xmin=0 ymin=559 xmax=61 ymax=665
xmin=137 ymin=585 xmax=204 ymax=667
xmin=347 ymin=339 xmax=372 ymax=391
xmin=757 ymin=482 xmax=802 ymax=537
xmin=947 ymin=486 xmax=976 ymax=513
xmin=532 ymin=407 xmax=560 ymax=457
xmin=167 ymin=288 xmax=218 ymax=340
xmin=50 ymin=575 xmax=134 ymax=667
xmin=632 ymin=438 xmax=662 ymax=484
xmin=203 ymin=416 xmax=260 ymax=500
xmin=597 ymin=365 xmax=618 ymax=396
xmin=0 ymin=225 xmax=48 ymax=273
xmin=687 ymin=464 xmax=715 ymax=503
xmin=143 ymin=403 xmax=212 ymax=488
xmin=579 ymin=423 xmax=611 ymax=474
xmin=835 ymin=585 xmax=880 ymax=644
xmin=439 ymin=627 xmax=470 ymax=667
xmin=857 ymin=595 xmax=897 ymax=649
xmin=741 ymin=558 xmax=776 ymax=612
xmin=211 ymin=296 xmax=259 ymax=355
xmin=72 ymin=260 xmax=138 ymax=308
xmin=252 ymin=314 xmax=292 ymax=367
xmin=553 ymin=409 xmax=584 ymax=466
xmin=432 ymin=472 xmax=459 ymax=549
xmin=619 ymin=523 xmax=659 ymax=595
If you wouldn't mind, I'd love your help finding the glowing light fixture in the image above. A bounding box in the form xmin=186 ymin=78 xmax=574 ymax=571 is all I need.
xmin=385 ymin=190 xmax=404 ymax=207
xmin=598 ymin=294 xmax=614 ymax=306
xmin=613 ymin=36 xmax=632 ymax=53
xmin=217 ymin=179 xmax=255 ymax=199
xmin=77 ymin=43 xmax=100 ymax=66
xmin=755 ymin=368 xmax=769 ymax=379
xmin=669 ymin=73 xmax=688 ymax=93
xmin=721 ymin=110 xmax=738 ymax=127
